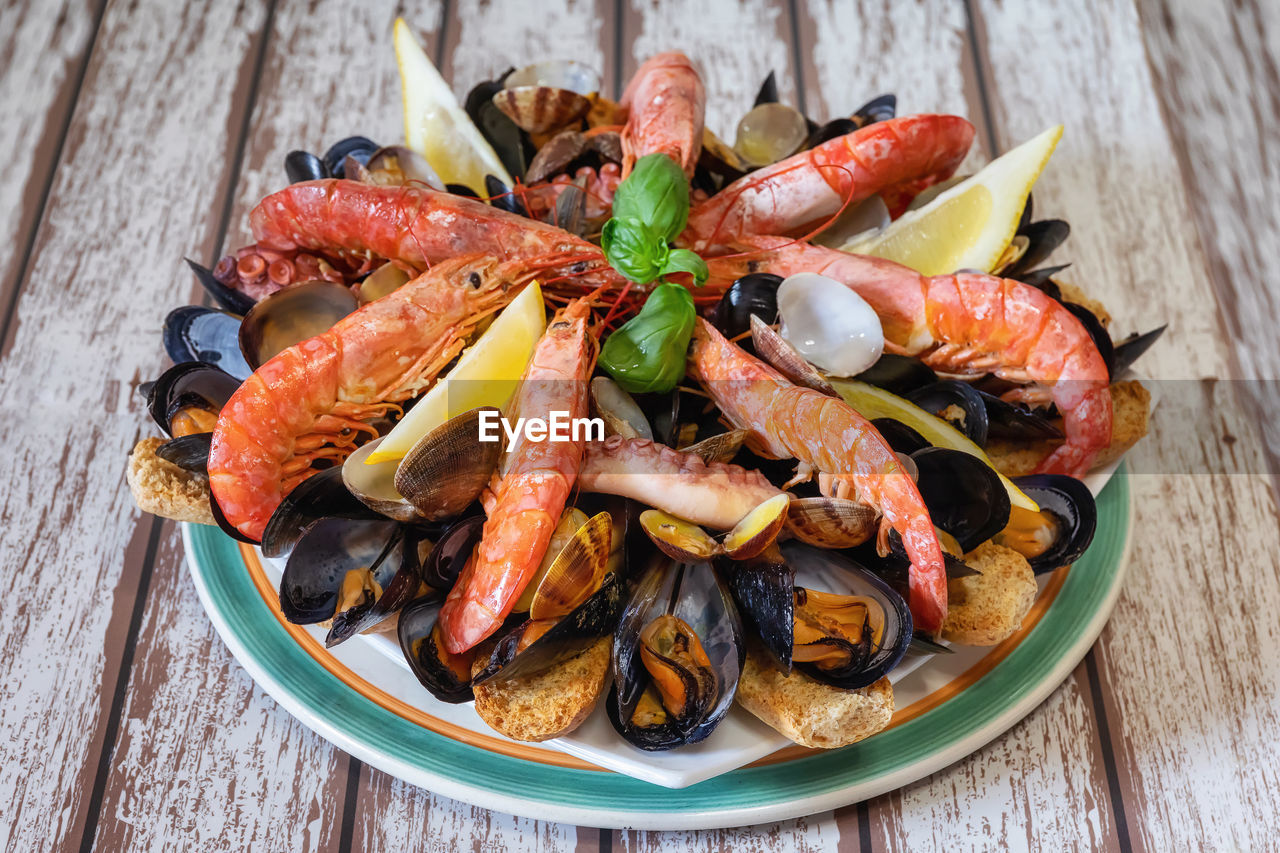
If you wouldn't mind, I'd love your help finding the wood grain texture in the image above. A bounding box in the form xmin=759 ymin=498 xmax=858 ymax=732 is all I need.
xmin=0 ymin=2 xmax=270 ymax=850
xmin=1137 ymin=0 xmax=1280 ymax=484
xmin=0 ymin=0 xmax=100 ymax=332
xmin=974 ymin=0 xmax=1280 ymax=850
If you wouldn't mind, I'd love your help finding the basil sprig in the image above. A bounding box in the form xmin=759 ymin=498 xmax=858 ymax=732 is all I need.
xmin=599 ymin=282 xmax=696 ymax=393
xmin=600 ymin=153 xmax=708 ymax=287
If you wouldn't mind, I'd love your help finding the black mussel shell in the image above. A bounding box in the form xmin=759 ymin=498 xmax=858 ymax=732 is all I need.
xmin=852 ymin=93 xmax=896 ymax=126
xmin=209 ymin=492 xmax=258 ymax=544
xmin=164 ymin=306 xmax=252 ymax=380
xmin=472 ymin=571 xmax=625 ymax=684
xmin=753 ymin=70 xmax=778 ymax=106
xmin=911 ymin=447 xmax=1010 ymax=552
xmin=871 ymin=417 xmax=931 ymax=454
xmin=607 ymin=561 xmax=743 ymax=751
xmin=853 ymin=353 xmax=938 ymax=395
xmin=1063 ymin=302 xmax=1117 ymax=380
xmin=146 ymin=361 xmax=240 ymax=437
xmin=327 ymin=526 xmax=426 ymax=647
xmin=862 ymin=534 xmax=982 ymax=583
xmin=783 ymin=542 xmax=912 ymax=689
xmin=485 ymin=174 xmax=530 ymax=217
xmin=466 ymin=79 xmax=533 ymax=180
xmin=1113 ymin=325 xmax=1166 ymax=375
xmin=1018 ymin=263 xmax=1070 ymax=294
xmin=710 ymin=273 xmax=782 ymax=343
xmin=322 ymin=136 xmax=379 ymax=179
xmin=907 ymin=634 xmax=954 ymax=656
xmin=906 ymin=380 xmax=989 ymax=446
xmin=805 ymin=117 xmax=859 ymax=150
xmin=285 ymin=150 xmax=328 ymax=184
xmin=278 ymin=517 xmax=400 ymax=624
xmin=421 ymin=515 xmax=485 ymax=589
xmin=722 ymin=549 xmax=794 ymax=669
xmin=976 ymin=389 xmax=1063 ymax=441
xmin=398 ymin=594 xmax=474 ymax=703
xmin=447 ymin=183 xmax=480 ymax=198
xmin=156 ymin=433 xmax=212 ymax=473
xmin=1005 ymin=219 xmax=1069 ymax=278
xmin=1006 ymin=474 xmax=1097 ymax=574
xmin=185 ymin=257 xmax=256 ymax=314
xmin=260 ymin=467 xmax=383 ymax=558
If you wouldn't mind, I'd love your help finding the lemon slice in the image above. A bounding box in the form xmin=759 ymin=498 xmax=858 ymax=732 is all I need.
xmin=830 ymin=379 xmax=1039 ymax=512
xmin=845 ymin=125 xmax=1063 ymax=276
xmin=365 ymin=282 xmax=546 ymax=465
xmin=393 ymin=18 xmax=513 ymax=195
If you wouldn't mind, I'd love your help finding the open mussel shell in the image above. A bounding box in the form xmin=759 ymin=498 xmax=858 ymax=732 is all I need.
xmin=871 ymin=417 xmax=931 ymax=455
xmin=976 ymin=389 xmax=1063 ymax=441
xmin=785 ymin=496 xmax=877 ymax=549
xmin=753 ymin=70 xmax=778 ymax=106
xmin=146 ymin=361 xmax=240 ymax=437
xmin=485 ymin=174 xmax=530 ymax=217
xmin=285 ymin=149 xmax=328 ymax=183
xmin=398 ymin=594 xmax=475 ymax=704
xmin=260 ymin=467 xmax=383 ymax=558
xmin=155 ymin=433 xmax=213 ymax=474
xmin=422 ymin=515 xmax=484 ymax=589
xmin=998 ymin=474 xmax=1097 ymax=574
xmin=238 ymin=281 xmax=358 ymax=370
xmin=394 ymin=407 xmax=502 ymax=520
xmin=465 ymin=73 xmax=533 ymax=180
xmin=328 ymin=525 xmax=430 ymax=647
xmin=1062 ymin=302 xmax=1117 ymax=380
xmin=164 ymin=306 xmax=252 ymax=380
xmin=723 ymin=547 xmax=795 ymax=668
xmin=1003 ymin=219 xmax=1069 ymax=278
xmin=607 ymin=560 xmax=743 ymax=751
xmin=322 ymin=136 xmax=379 ymax=179
xmin=1113 ymin=325 xmax=1165 ymax=375
xmin=750 ymin=314 xmax=836 ymax=395
xmin=906 ymin=380 xmax=989 ymax=446
xmin=911 ymin=447 xmax=1011 ymax=552
xmin=591 ymin=376 xmax=653 ymax=440
xmin=853 ymin=353 xmax=938 ymax=395
xmin=473 ymin=513 xmax=624 ymax=685
xmin=710 ymin=273 xmax=782 ymax=344
xmin=185 ymin=257 xmax=256 ymax=315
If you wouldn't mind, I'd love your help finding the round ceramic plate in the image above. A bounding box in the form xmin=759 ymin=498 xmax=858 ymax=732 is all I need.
xmin=184 ymin=469 xmax=1131 ymax=830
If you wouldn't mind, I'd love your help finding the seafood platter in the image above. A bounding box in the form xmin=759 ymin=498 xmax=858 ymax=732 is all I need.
xmin=127 ymin=19 xmax=1163 ymax=813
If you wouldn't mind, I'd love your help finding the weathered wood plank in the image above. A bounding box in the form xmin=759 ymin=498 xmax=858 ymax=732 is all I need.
xmin=1136 ymin=0 xmax=1280 ymax=485
xmin=790 ymin=3 xmax=1125 ymax=849
xmin=973 ymin=0 xmax=1280 ymax=850
xmin=0 ymin=0 xmax=101 ymax=337
xmin=0 ymin=2 xmax=273 ymax=850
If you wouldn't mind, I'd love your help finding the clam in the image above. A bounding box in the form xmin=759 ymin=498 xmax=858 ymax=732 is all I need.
xmin=640 ymin=494 xmax=789 ymax=563
xmin=525 ymin=130 xmax=586 ymax=184
xmin=398 ymin=594 xmax=476 ymax=703
xmin=776 ymin=272 xmax=884 ymax=377
xmin=607 ymin=560 xmax=743 ymax=750
xmin=164 ymin=306 xmax=252 ymax=380
xmin=734 ymin=102 xmax=808 ymax=168
xmin=514 ymin=508 xmax=590 ymax=612
xmin=493 ymin=61 xmax=600 ymax=135
xmin=750 ymin=314 xmax=836 ymax=395
xmin=726 ymin=542 xmax=912 ymax=686
xmin=362 ymin=145 xmax=445 ymax=190
xmin=591 ymin=376 xmax=653 ymax=440
xmin=678 ymin=428 xmax=748 ymax=464
xmin=342 ymin=407 xmax=502 ymax=523
xmin=996 ymin=474 xmax=1096 ymax=574
xmin=277 ymin=517 xmax=423 ymax=647
xmin=720 ymin=493 xmax=790 ymax=559
xmin=640 ymin=510 xmax=718 ymax=562
xmin=238 ymin=281 xmax=359 ymax=370
xmin=785 ymin=496 xmax=877 ymax=549
xmin=357 ymin=262 xmax=412 ymax=305
xmin=472 ymin=511 xmax=624 ymax=684
xmin=145 ymin=361 xmax=239 ymax=437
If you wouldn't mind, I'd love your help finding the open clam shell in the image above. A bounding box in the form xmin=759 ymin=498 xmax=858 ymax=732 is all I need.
xmin=720 ymin=493 xmax=789 ymax=560
xmin=591 ymin=376 xmax=653 ymax=440
xmin=785 ymin=496 xmax=877 ymax=549
xmin=640 ymin=510 xmax=719 ymax=563
xmin=607 ymin=560 xmax=743 ymax=751
xmin=493 ymin=86 xmax=592 ymax=135
xmin=750 ymin=315 xmax=836 ymax=396
xmin=238 ymin=281 xmax=358 ymax=370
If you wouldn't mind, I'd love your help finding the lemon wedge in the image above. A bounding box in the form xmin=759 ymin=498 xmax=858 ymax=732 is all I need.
xmin=365 ymin=282 xmax=546 ymax=465
xmin=830 ymin=379 xmax=1039 ymax=512
xmin=845 ymin=125 xmax=1063 ymax=276
xmin=393 ymin=18 xmax=513 ymax=195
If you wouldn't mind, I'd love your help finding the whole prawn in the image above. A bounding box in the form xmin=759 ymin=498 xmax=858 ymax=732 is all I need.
xmin=685 ymin=114 xmax=975 ymax=250
xmin=620 ymin=51 xmax=706 ymax=178
xmin=709 ymin=238 xmax=1112 ymax=476
xmin=437 ymin=296 xmax=598 ymax=654
xmin=207 ymin=255 xmax=531 ymax=541
xmin=688 ymin=318 xmax=949 ymax=635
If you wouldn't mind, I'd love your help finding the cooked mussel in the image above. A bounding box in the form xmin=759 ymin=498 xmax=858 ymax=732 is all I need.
xmin=238 ymin=280 xmax=359 ymax=370
xmin=420 ymin=514 xmax=485 ymax=589
xmin=472 ymin=511 xmax=624 ymax=684
xmin=260 ymin=467 xmax=382 ymax=558
xmin=727 ymin=543 xmax=911 ymax=687
xmin=146 ymin=361 xmax=240 ymax=438
xmin=910 ymin=446 xmax=1011 ymax=552
xmin=164 ymin=306 xmax=252 ymax=380
xmin=709 ymin=273 xmax=782 ymax=344
xmin=608 ymin=560 xmax=743 ymax=750
xmin=852 ymin=353 xmax=938 ymax=395
xmin=322 ymin=136 xmax=379 ymax=179
xmin=398 ymin=594 xmax=476 ymax=703
xmin=185 ymin=257 xmax=256 ymax=315
xmin=905 ymin=380 xmax=989 ymax=446
xmin=995 ymin=474 xmax=1096 ymax=574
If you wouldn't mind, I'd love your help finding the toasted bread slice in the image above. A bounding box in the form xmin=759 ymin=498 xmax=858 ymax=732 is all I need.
xmin=942 ymin=541 xmax=1037 ymax=646
xmin=986 ymin=379 xmax=1151 ymax=478
xmin=736 ymin=641 xmax=894 ymax=749
xmin=127 ymin=436 xmax=216 ymax=525
xmin=471 ymin=637 xmax=611 ymax=742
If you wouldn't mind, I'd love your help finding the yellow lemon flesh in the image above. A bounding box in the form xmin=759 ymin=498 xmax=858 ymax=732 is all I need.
xmin=846 ymin=124 xmax=1063 ymax=276
xmin=393 ymin=18 xmax=513 ymax=195
xmin=830 ymin=379 xmax=1039 ymax=513
xmin=365 ymin=282 xmax=546 ymax=465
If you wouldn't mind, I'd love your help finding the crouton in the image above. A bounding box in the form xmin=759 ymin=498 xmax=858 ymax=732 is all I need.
xmin=126 ymin=436 xmax=215 ymax=525
xmin=471 ymin=637 xmax=611 ymax=742
xmin=941 ymin=542 xmax=1037 ymax=646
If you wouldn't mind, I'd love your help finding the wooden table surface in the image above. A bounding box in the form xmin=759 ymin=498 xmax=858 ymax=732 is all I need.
xmin=3 ymin=0 xmax=1277 ymax=849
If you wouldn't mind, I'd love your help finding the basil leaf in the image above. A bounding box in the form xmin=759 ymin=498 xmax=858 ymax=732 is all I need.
xmin=659 ymin=248 xmax=708 ymax=287
xmin=599 ymin=283 xmax=696 ymax=394
xmin=611 ymin=153 xmax=690 ymax=242
xmin=602 ymin=217 xmax=662 ymax=284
